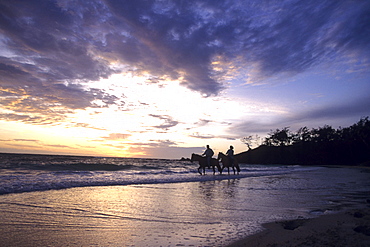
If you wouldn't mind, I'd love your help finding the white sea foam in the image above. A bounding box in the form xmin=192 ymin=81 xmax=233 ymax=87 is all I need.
xmin=0 ymin=153 xmax=317 ymax=194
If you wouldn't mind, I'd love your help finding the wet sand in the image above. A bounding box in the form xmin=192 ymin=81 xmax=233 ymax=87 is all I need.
xmin=228 ymin=207 xmax=370 ymax=247
xmin=0 ymin=183 xmax=257 ymax=247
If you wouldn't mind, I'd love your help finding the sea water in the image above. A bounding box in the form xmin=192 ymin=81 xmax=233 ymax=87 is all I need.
xmin=0 ymin=153 xmax=369 ymax=246
xmin=0 ymin=153 xmax=313 ymax=195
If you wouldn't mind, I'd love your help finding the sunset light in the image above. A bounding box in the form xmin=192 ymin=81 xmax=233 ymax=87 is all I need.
xmin=1 ymin=0 xmax=369 ymax=159
xmin=1 ymin=2 xmax=370 ymax=247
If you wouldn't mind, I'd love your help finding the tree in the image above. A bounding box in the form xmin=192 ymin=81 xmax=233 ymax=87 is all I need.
xmin=238 ymin=117 xmax=369 ymax=165
xmin=241 ymin=135 xmax=263 ymax=150
xmin=292 ymin=126 xmax=311 ymax=144
xmin=264 ymin=127 xmax=292 ymax=146
xmin=351 ymin=117 xmax=370 ymax=149
xmin=241 ymin=135 xmax=253 ymax=150
xmin=311 ymin=125 xmax=337 ymax=143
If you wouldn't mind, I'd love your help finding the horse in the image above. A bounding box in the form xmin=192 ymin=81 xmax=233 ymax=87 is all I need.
xmin=191 ymin=153 xmax=222 ymax=175
xmin=217 ymin=152 xmax=240 ymax=175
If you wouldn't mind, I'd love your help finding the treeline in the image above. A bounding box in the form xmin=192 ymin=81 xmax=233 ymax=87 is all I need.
xmin=236 ymin=117 xmax=370 ymax=166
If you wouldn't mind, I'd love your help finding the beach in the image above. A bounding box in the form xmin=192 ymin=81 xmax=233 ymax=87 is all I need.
xmin=1 ymin=154 xmax=370 ymax=246
xmin=1 ymin=181 xmax=369 ymax=247
xmin=228 ymin=207 xmax=370 ymax=247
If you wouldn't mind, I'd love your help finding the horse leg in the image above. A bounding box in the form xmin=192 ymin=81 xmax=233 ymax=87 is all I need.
xmin=232 ymin=166 xmax=236 ymax=175
xmin=217 ymin=163 xmax=222 ymax=174
xmin=198 ymin=166 xmax=202 ymax=175
xmin=236 ymin=164 xmax=240 ymax=174
xmin=212 ymin=165 xmax=216 ymax=175
xmin=227 ymin=167 xmax=230 ymax=175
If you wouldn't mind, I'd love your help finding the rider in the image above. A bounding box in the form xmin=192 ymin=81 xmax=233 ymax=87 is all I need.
xmin=226 ymin=145 xmax=234 ymax=166
xmin=202 ymin=145 xmax=214 ymax=168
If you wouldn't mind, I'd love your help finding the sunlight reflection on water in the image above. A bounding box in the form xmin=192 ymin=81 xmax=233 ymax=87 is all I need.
xmin=0 ymin=167 xmax=369 ymax=246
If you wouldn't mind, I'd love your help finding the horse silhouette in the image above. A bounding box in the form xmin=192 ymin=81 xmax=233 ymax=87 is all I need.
xmin=191 ymin=153 xmax=222 ymax=175
xmin=217 ymin=152 xmax=240 ymax=175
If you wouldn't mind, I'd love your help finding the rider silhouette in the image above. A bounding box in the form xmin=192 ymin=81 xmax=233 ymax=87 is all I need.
xmin=226 ymin=145 xmax=234 ymax=166
xmin=202 ymin=145 xmax=214 ymax=168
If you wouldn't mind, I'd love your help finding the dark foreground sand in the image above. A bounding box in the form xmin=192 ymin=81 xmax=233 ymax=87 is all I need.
xmin=228 ymin=207 xmax=370 ymax=247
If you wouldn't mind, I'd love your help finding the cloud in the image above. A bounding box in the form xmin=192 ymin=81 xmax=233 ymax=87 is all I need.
xmin=189 ymin=132 xmax=215 ymax=139
xmin=189 ymin=132 xmax=237 ymax=141
xmin=296 ymin=96 xmax=370 ymax=122
xmin=195 ymin=119 xmax=213 ymax=127
xmin=71 ymin=122 xmax=107 ymax=130
xmin=0 ymin=76 xmax=123 ymax=125
xmin=0 ymin=138 xmax=77 ymax=151
xmin=45 ymin=144 xmax=77 ymax=149
xmin=124 ymin=139 xmax=202 ymax=158
xmin=102 ymin=133 xmax=131 ymax=140
xmin=13 ymin=139 xmax=39 ymax=142
xmin=0 ymin=138 xmax=40 ymax=143
xmin=232 ymin=95 xmax=370 ymax=136
xmin=0 ymin=0 xmax=119 ymax=123
xmin=96 ymin=139 xmax=204 ymax=159
xmin=1 ymin=0 xmax=369 ymax=124
xmin=0 ymin=112 xmax=65 ymax=125
xmin=149 ymin=114 xmax=179 ymax=130
xmin=2 ymin=1 xmax=368 ymax=87
xmin=101 ymin=0 xmax=370 ymax=87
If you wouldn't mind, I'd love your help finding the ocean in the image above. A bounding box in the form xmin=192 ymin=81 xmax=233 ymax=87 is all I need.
xmin=0 ymin=153 xmax=369 ymax=246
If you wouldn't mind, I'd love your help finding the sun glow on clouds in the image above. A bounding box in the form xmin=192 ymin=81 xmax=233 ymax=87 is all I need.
xmin=1 ymin=0 xmax=369 ymax=158
xmin=1 ymin=70 xmax=284 ymax=158
xmin=0 ymin=69 xmax=291 ymax=158
xmin=68 ymin=73 xmax=268 ymax=157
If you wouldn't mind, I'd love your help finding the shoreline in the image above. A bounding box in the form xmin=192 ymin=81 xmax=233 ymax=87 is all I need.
xmin=227 ymin=207 xmax=370 ymax=247
xmin=1 ymin=163 xmax=369 ymax=246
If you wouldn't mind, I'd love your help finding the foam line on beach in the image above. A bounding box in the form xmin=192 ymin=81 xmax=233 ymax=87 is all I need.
xmin=0 ymin=168 xmax=299 ymax=195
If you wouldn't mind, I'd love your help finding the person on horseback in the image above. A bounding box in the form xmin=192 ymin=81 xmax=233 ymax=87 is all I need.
xmin=226 ymin=145 xmax=234 ymax=167
xmin=202 ymin=145 xmax=214 ymax=169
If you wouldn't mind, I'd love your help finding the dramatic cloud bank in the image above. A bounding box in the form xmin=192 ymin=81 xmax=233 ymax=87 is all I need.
xmin=1 ymin=0 xmax=369 ymax=157
xmin=2 ymin=0 xmax=369 ymax=105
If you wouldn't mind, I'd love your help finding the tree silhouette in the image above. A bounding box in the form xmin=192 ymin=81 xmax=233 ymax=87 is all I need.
xmin=264 ymin=127 xmax=292 ymax=146
xmin=239 ymin=117 xmax=370 ymax=166
xmin=241 ymin=134 xmax=263 ymax=150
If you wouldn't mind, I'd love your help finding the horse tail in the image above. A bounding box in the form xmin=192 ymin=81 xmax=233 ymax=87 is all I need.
xmin=234 ymin=160 xmax=240 ymax=173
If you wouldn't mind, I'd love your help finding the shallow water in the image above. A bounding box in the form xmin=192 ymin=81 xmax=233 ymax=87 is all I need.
xmin=0 ymin=161 xmax=369 ymax=246
xmin=0 ymin=153 xmax=314 ymax=195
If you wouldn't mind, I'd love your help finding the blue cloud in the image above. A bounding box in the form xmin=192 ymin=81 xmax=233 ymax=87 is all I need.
xmin=1 ymin=0 xmax=369 ymax=108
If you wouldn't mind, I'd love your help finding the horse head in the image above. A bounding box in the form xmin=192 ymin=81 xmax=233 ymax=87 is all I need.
xmin=191 ymin=153 xmax=200 ymax=162
xmin=217 ymin=152 xmax=225 ymax=160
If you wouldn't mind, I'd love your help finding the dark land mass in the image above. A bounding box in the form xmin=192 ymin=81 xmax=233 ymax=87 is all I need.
xmin=236 ymin=143 xmax=370 ymax=166
xmin=236 ymin=117 xmax=370 ymax=166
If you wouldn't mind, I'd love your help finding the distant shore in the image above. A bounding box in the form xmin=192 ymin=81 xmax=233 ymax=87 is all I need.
xmin=235 ymin=145 xmax=370 ymax=167
xmin=227 ymin=207 xmax=370 ymax=247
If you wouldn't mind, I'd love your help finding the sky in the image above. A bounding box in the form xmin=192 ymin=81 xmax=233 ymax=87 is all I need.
xmin=0 ymin=0 xmax=369 ymax=159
